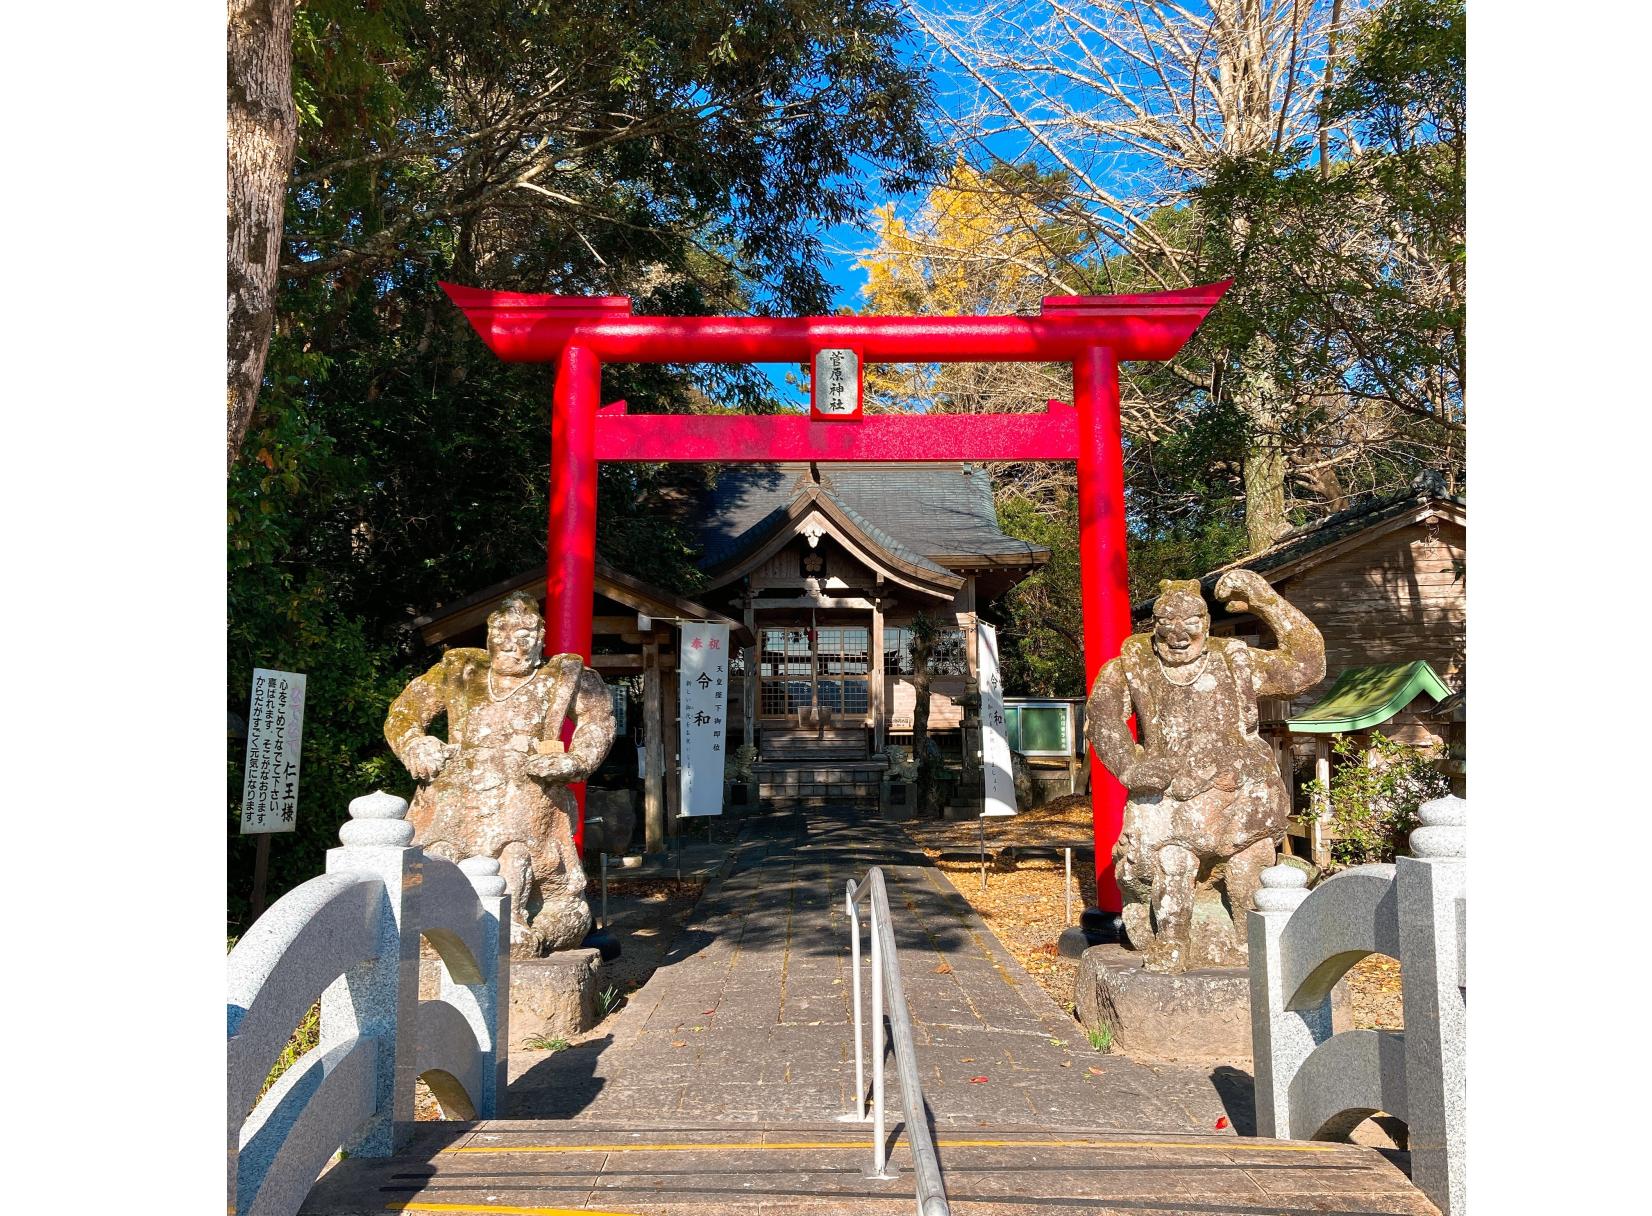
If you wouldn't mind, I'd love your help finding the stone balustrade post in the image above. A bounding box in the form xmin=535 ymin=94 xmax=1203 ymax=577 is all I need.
xmin=1396 ymin=795 xmax=1467 ymax=1216
xmin=1247 ymin=864 xmax=1336 ymax=1137
xmin=454 ymin=856 xmax=512 ymax=1117
xmin=321 ymin=791 xmax=422 ymax=1157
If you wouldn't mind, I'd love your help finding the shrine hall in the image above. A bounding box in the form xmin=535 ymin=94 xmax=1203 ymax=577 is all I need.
xmin=414 ymin=460 xmax=1050 ymax=816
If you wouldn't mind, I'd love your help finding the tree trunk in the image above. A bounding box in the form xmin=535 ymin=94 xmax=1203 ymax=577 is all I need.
xmin=227 ymin=0 xmax=297 ymax=473
xmin=1243 ymin=416 xmax=1288 ymax=552
xmin=1235 ymin=337 xmax=1291 ymax=552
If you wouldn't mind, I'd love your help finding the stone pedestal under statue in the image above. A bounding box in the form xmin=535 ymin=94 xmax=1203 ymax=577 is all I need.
xmin=1074 ymin=941 xmax=1351 ymax=1061
xmin=420 ymin=949 xmax=608 ymax=1043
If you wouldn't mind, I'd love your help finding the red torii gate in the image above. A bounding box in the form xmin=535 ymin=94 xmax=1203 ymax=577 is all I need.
xmin=443 ymin=279 xmax=1230 ymax=916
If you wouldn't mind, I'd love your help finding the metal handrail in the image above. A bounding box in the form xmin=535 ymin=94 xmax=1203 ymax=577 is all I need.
xmin=844 ymin=867 xmax=950 ymax=1216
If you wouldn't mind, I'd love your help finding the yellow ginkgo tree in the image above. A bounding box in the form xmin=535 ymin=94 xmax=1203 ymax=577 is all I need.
xmin=858 ymin=159 xmax=1086 ymax=428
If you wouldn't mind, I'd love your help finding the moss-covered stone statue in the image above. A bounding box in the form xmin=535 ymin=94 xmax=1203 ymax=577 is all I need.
xmin=1086 ymin=570 xmax=1324 ymax=973
xmin=384 ymin=591 xmax=616 ymax=957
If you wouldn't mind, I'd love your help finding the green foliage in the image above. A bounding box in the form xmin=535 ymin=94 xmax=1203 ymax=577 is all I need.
xmin=597 ymin=986 xmax=626 ymax=1018
xmin=992 ymin=493 xmax=1083 ymax=697
xmin=727 ymin=743 xmax=759 ymax=785
xmin=1086 ymin=1024 xmax=1113 ymax=1054
xmin=259 ymin=1002 xmax=322 ymax=1101
xmin=1192 ymin=0 xmax=1465 ymax=445
xmin=521 ymin=1034 xmax=572 ymax=1052
xmin=1304 ymin=732 xmax=1452 ymax=868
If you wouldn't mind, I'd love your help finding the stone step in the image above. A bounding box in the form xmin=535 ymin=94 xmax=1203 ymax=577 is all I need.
xmin=760 ymin=789 xmax=881 ymax=804
xmin=756 ymin=769 xmax=886 ymax=785
xmin=762 ymin=748 xmax=870 ymax=762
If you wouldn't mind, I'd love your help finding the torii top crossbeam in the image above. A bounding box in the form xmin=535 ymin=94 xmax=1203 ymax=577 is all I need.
xmin=442 ymin=280 xmax=1224 ymax=364
xmin=443 ymin=279 xmax=1230 ymax=912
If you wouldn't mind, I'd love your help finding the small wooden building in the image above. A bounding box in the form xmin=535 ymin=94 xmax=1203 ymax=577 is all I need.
xmin=689 ymin=462 xmax=1047 ymax=761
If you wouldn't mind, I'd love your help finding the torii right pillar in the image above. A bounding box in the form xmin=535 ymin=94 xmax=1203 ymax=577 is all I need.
xmin=1073 ymin=339 xmax=1131 ymax=921
xmin=1046 ymin=285 xmax=1232 ymax=935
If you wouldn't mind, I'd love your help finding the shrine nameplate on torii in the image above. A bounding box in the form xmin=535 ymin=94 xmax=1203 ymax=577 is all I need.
xmin=443 ymin=280 xmax=1230 ymax=914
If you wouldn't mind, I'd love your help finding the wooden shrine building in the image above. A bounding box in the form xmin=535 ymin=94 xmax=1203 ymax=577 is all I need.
xmin=690 ymin=462 xmax=1046 ymax=761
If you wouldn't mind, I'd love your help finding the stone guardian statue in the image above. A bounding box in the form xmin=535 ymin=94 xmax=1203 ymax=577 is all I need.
xmin=1086 ymin=570 xmax=1325 ymax=972
xmin=385 ymin=591 xmax=616 ymax=956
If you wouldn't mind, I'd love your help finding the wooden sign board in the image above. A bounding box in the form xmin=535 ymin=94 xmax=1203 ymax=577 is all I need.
xmin=240 ymin=668 xmax=307 ymax=834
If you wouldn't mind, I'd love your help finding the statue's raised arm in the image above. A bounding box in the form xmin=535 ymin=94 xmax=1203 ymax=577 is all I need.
xmin=1214 ymin=568 xmax=1326 ymax=699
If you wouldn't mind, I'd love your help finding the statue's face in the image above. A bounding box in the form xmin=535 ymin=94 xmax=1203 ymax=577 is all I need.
xmin=1152 ymin=599 xmax=1209 ymax=667
xmin=488 ymin=619 xmax=544 ymax=677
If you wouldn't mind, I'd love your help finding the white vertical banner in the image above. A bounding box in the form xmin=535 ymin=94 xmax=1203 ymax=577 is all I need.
xmin=678 ymin=622 xmax=730 ymax=816
xmin=240 ymin=668 xmax=308 ymax=834
xmin=976 ymin=622 xmax=1017 ymax=817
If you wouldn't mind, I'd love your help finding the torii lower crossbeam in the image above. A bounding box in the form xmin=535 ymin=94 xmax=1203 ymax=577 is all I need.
xmin=593 ymin=400 xmax=1081 ymax=463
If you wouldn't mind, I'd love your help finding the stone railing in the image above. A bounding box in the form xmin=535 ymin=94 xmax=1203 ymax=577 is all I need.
xmin=227 ymin=791 xmax=510 ymax=1216
xmin=1248 ymin=794 xmax=1465 ymax=1216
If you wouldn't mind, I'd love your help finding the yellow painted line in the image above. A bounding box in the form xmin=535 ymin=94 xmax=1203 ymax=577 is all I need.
xmin=387 ymin=1204 xmax=640 ymax=1216
xmin=940 ymin=1138 xmax=1340 ymax=1154
xmin=448 ymin=1139 xmax=873 ymax=1155
xmin=447 ymin=1136 xmax=1340 ymax=1156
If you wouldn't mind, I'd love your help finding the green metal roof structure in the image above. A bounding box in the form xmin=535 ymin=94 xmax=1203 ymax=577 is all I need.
xmin=1286 ymin=661 xmax=1454 ymax=734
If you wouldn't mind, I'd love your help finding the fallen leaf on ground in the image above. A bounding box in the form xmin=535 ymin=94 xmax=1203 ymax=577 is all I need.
xmin=1087 ymin=1066 xmax=1103 ymax=1075
xmin=960 ymin=1057 xmax=975 ymax=1063
xmin=933 ymin=962 xmax=952 ymax=974
xmin=1215 ymin=1116 xmax=1229 ymax=1130
xmin=1060 ymin=1060 xmax=1072 ymax=1068
xmin=969 ymin=1076 xmax=989 ymax=1084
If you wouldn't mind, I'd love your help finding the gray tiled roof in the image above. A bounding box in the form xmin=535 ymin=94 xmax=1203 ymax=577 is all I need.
xmin=694 ymin=463 xmax=1043 ymax=572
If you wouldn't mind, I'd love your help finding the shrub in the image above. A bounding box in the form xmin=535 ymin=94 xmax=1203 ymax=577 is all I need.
xmin=1305 ymin=731 xmax=1452 ymax=867
xmin=727 ymin=743 xmax=758 ymax=784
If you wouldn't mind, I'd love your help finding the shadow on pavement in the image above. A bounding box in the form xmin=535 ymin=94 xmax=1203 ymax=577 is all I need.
xmin=1209 ymin=1063 xmax=1257 ymax=1137
xmin=508 ymin=1033 xmax=614 ymax=1118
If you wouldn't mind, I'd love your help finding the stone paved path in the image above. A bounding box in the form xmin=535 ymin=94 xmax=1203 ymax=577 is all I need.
xmin=508 ymin=808 xmax=1251 ymax=1132
xmin=305 ymin=808 xmax=1436 ymax=1215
